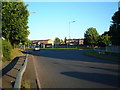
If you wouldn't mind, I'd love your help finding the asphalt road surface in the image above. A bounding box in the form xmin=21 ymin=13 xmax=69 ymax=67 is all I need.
xmin=27 ymin=49 xmax=119 ymax=88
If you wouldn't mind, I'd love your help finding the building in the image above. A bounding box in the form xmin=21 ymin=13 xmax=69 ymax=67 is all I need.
xmin=66 ymin=38 xmax=84 ymax=45
xmin=31 ymin=39 xmax=54 ymax=48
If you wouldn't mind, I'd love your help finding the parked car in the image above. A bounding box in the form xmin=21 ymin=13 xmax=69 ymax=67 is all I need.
xmin=34 ymin=45 xmax=40 ymax=51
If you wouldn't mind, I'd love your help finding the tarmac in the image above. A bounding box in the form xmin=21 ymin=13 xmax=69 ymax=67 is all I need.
xmin=0 ymin=54 xmax=38 ymax=89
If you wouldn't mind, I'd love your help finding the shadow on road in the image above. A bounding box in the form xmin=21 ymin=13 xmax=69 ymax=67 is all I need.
xmin=27 ymin=49 xmax=118 ymax=64
xmin=61 ymin=71 xmax=120 ymax=87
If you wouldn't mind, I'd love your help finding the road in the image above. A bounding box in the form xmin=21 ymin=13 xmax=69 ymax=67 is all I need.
xmin=27 ymin=49 xmax=119 ymax=88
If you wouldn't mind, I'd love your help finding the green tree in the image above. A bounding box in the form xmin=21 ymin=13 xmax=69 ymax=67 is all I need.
xmin=24 ymin=39 xmax=32 ymax=47
xmin=54 ymin=37 xmax=61 ymax=43
xmin=2 ymin=40 xmax=12 ymax=62
xmin=2 ymin=2 xmax=29 ymax=47
xmin=60 ymin=39 xmax=65 ymax=44
xmin=109 ymin=9 xmax=120 ymax=45
xmin=0 ymin=2 xmax=2 ymax=39
xmin=98 ymin=32 xmax=111 ymax=47
xmin=64 ymin=37 xmax=67 ymax=44
xmin=84 ymin=27 xmax=99 ymax=47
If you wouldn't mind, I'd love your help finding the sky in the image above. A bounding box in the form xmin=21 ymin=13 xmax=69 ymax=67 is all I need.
xmin=25 ymin=2 xmax=118 ymax=41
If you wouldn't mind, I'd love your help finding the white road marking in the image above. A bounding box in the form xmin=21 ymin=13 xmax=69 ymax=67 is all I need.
xmin=31 ymin=55 xmax=41 ymax=89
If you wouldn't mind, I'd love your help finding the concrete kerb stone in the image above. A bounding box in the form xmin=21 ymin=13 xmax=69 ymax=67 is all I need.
xmin=14 ymin=54 xmax=28 ymax=89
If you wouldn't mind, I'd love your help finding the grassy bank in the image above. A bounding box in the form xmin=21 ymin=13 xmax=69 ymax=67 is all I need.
xmin=2 ymin=48 xmax=24 ymax=62
xmin=10 ymin=48 xmax=24 ymax=60
xmin=84 ymin=50 xmax=120 ymax=62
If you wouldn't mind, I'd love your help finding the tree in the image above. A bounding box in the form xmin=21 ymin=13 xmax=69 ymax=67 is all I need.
xmin=0 ymin=2 xmax=2 ymax=39
xmin=109 ymin=9 xmax=120 ymax=45
xmin=24 ymin=39 xmax=32 ymax=47
xmin=2 ymin=2 xmax=30 ymax=47
xmin=98 ymin=32 xmax=111 ymax=47
xmin=84 ymin=27 xmax=99 ymax=47
xmin=60 ymin=39 xmax=65 ymax=44
xmin=64 ymin=37 xmax=67 ymax=44
xmin=54 ymin=37 xmax=61 ymax=43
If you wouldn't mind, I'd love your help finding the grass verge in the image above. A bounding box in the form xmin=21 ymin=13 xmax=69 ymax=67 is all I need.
xmin=84 ymin=50 xmax=120 ymax=63
xmin=10 ymin=48 xmax=25 ymax=61
xmin=21 ymin=80 xmax=30 ymax=88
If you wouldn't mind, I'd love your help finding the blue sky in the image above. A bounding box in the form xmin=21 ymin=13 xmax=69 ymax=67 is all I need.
xmin=25 ymin=2 xmax=118 ymax=40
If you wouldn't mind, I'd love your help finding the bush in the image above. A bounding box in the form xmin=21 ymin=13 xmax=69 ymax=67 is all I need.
xmin=2 ymin=40 xmax=12 ymax=62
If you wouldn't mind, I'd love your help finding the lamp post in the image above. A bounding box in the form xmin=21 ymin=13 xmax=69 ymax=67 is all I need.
xmin=69 ymin=21 xmax=76 ymax=39
xmin=23 ymin=11 xmax=36 ymax=50
xmin=29 ymin=12 xmax=36 ymax=14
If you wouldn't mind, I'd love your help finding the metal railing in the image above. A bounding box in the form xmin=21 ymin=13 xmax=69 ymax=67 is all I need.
xmin=93 ymin=48 xmax=120 ymax=54
xmin=14 ymin=54 xmax=28 ymax=89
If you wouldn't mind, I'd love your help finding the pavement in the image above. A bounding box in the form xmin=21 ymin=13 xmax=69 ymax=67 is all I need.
xmin=21 ymin=54 xmax=38 ymax=89
xmin=0 ymin=54 xmax=37 ymax=89
xmin=0 ymin=50 xmax=39 ymax=89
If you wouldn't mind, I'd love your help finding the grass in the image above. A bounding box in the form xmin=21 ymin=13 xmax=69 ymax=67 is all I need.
xmin=21 ymin=80 xmax=30 ymax=88
xmin=10 ymin=48 xmax=25 ymax=60
xmin=84 ymin=50 xmax=120 ymax=62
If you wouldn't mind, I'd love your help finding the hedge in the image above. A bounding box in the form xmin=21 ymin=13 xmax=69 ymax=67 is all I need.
xmin=2 ymin=40 xmax=12 ymax=62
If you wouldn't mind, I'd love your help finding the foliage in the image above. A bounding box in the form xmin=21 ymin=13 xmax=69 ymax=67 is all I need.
xmin=109 ymin=10 xmax=120 ymax=45
xmin=2 ymin=2 xmax=30 ymax=47
xmin=60 ymin=39 xmax=65 ymax=44
xmin=84 ymin=27 xmax=99 ymax=47
xmin=64 ymin=37 xmax=67 ymax=44
xmin=54 ymin=37 xmax=61 ymax=43
xmin=112 ymin=10 xmax=120 ymax=25
xmin=54 ymin=37 xmax=65 ymax=44
xmin=0 ymin=38 xmax=2 ymax=58
xmin=98 ymin=32 xmax=111 ymax=47
xmin=0 ymin=2 xmax=2 ymax=39
xmin=24 ymin=39 xmax=32 ymax=46
xmin=2 ymin=40 xmax=12 ymax=62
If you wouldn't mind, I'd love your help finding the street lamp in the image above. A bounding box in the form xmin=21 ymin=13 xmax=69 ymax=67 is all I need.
xmin=29 ymin=12 xmax=36 ymax=14
xmin=69 ymin=21 xmax=76 ymax=39
xmin=22 ymin=11 xmax=36 ymax=50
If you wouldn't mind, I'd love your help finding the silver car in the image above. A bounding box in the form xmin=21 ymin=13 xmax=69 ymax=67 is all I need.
xmin=34 ymin=45 xmax=40 ymax=51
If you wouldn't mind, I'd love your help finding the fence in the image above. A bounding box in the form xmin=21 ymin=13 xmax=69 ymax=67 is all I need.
xmin=106 ymin=46 xmax=120 ymax=53
xmin=94 ymin=45 xmax=120 ymax=54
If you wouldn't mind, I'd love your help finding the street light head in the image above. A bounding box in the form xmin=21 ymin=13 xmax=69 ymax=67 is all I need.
xmin=32 ymin=12 xmax=36 ymax=13
xmin=72 ymin=21 xmax=76 ymax=22
xmin=29 ymin=12 xmax=36 ymax=14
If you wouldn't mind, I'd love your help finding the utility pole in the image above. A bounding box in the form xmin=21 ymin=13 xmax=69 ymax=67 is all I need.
xmin=69 ymin=21 xmax=76 ymax=39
